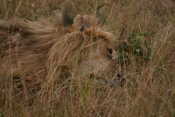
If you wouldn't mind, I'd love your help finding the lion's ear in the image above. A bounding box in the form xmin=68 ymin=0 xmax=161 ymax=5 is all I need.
xmin=62 ymin=1 xmax=77 ymax=27
xmin=96 ymin=3 xmax=109 ymax=25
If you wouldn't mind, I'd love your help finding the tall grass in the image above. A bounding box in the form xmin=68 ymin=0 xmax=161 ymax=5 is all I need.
xmin=0 ymin=0 xmax=175 ymax=117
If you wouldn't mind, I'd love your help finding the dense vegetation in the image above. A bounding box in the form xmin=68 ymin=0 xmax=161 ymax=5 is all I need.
xmin=0 ymin=0 xmax=175 ymax=117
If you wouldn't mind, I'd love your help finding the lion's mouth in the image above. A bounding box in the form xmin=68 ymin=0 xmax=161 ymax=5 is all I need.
xmin=89 ymin=72 xmax=126 ymax=88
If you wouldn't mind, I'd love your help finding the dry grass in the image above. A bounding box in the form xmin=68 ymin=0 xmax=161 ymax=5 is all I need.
xmin=0 ymin=0 xmax=175 ymax=117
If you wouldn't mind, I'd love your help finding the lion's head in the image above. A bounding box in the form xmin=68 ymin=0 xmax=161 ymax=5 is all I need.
xmin=46 ymin=14 xmax=119 ymax=86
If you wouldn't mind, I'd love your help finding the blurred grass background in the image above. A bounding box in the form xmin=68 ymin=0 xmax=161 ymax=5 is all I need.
xmin=0 ymin=0 xmax=175 ymax=117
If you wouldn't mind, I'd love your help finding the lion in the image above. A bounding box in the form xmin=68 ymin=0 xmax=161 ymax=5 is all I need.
xmin=0 ymin=7 xmax=123 ymax=97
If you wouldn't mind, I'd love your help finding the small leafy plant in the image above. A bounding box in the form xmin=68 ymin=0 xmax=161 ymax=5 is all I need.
xmin=117 ymin=31 xmax=153 ymax=65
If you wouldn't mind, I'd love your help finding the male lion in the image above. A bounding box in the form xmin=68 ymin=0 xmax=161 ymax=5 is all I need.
xmin=0 ymin=9 xmax=123 ymax=96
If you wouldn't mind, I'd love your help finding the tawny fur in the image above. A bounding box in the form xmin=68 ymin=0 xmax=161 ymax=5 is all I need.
xmin=0 ymin=14 xmax=117 ymax=93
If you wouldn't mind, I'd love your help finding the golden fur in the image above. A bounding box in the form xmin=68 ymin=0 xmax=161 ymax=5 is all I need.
xmin=0 ymin=14 xmax=118 ymax=93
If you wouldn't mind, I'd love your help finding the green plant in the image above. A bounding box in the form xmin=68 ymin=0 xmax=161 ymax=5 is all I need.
xmin=117 ymin=31 xmax=153 ymax=65
xmin=0 ymin=112 xmax=4 ymax=117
